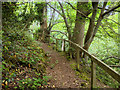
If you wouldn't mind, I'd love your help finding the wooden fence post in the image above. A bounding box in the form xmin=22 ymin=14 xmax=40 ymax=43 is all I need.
xmin=76 ymin=49 xmax=80 ymax=69
xmin=69 ymin=43 xmax=72 ymax=59
xmin=63 ymin=39 xmax=65 ymax=52
xmin=48 ymin=37 xmax=51 ymax=45
xmin=61 ymin=39 xmax=65 ymax=52
xmin=91 ymin=60 xmax=96 ymax=89
xmin=56 ymin=39 xmax=58 ymax=51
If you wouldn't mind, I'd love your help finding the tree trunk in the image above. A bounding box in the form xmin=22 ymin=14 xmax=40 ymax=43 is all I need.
xmin=72 ymin=2 xmax=90 ymax=58
xmin=83 ymin=2 xmax=108 ymax=53
xmin=71 ymin=2 xmax=90 ymax=68
xmin=118 ymin=7 xmax=120 ymax=64
xmin=36 ymin=2 xmax=48 ymax=42
xmin=40 ymin=3 xmax=48 ymax=42
xmin=83 ymin=2 xmax=98 ymax=64
xmin=84 ymin=2 xmax=98 ymax=51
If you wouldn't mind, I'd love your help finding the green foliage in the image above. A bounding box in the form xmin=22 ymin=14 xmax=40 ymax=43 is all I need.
xmin=50 ymin=64 xmax=55 ymax=69
xmin=70 ymin=62 xmax=90 ymax=87
xmin=70 ymin=62 xmax=77 ymax=70
xmin=17 ymin=75 xmax=49 ymax=89
xmin=89 ymin=36 xmax=119 ymax=87
xmin=2 ymin=2 xmax=49 ymax=89
xmin=2 ymin=1 xmax=120 ymax=88
xmin=55 ymin=60 xmax=59 ymax=64
xmin=96 ymin=67 xmax=119 ymax=88
xmin=2 ymin=37 xmax=48 ymax=88
xmin=35 ymin=2 xmax=46 ymax=22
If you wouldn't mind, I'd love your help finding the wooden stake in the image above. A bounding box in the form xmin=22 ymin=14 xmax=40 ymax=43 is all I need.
xmin=56 ymin=39 xmax=58 ymax=51
xmin=76 ymin=49 xmax=80 ymax=69
xmin=91 ymin=60 xmax=96 ymax=88
xmin=64 ymin=39 xmax=65 ymax=52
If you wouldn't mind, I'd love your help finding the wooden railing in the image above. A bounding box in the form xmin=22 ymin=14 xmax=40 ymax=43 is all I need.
xmin=48 ymin=36 xmax=120 ymax=88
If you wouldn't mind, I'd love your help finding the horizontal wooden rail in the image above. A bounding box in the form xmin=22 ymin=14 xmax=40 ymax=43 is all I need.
xmin=66 ymin=39 xmax=120 ymax=83
xmin=48 ymin=36 xmax=120 ymax=88
xmin=109 ymin=65 xmax=120 ymax=68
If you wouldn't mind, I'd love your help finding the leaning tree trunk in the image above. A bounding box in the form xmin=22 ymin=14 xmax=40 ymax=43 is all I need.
xmin=84 ymin=2 xmax=98 ymax=51
xmin=83 ymin=2 xmax=108 ymax=52
xmin=83 ymin=2 xmax=98 ymax=64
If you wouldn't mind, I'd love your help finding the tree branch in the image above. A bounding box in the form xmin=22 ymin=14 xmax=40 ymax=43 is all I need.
xmin=51 ymin=30 xmax=68 ymax=37
xmin=107 ymin=25 xmax=120 ymax=35
xmin=101 ymin=24 xmax=113 ymax=38
xmin=98 ymin=7 xmax=120 ymax=13
xmin=84 ymin=2 xmax=98 ymax=50
xmin=91 ymin=1 xmax=108 ymax=40
xmin=47 ymin=2 xmax=71 ymax=39
xmin=47 ymin=3 xmax=63 ymax=17
xmin=105 ymin=17 xmax=120 ymax=25
xmin=109 ymin=65 xmax=120 ymax=68
xmin=58 ymin=2 xmax=70 ymax=31
xmin=103 ymin=20 xmax=120 ymax=35
xmin=102 ymin=4 xmax=120 ymax=17
xmin=58 ymin=1 xmax=71 ymax=39
xmin=101 ymin=56 xmax=120 ymax=61
xmin=48 ymin=9 xmax=55 ymax=31
xmin=47 ymin=21 xmax=63 ymax=31
xmin=66 ymin=2 xmax=90 ymax=19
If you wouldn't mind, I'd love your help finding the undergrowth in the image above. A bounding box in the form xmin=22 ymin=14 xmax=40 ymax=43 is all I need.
xmin=2 ymin=35 xmax=50 ymax=89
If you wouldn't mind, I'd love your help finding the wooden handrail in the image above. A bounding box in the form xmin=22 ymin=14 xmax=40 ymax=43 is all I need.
xmin=109 ymin=65 xmax=120 ymax=68
xmin=66 ymin=39 xmax=120 ymax=83
xmin=48 ymin=36 xmax=120 ymax=88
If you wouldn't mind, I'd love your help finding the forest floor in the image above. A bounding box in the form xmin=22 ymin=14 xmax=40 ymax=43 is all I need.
xmin=40 ymin=42 xmax=108 ymax=88
xmin=41 ymin=42 xmax=87 ymax=88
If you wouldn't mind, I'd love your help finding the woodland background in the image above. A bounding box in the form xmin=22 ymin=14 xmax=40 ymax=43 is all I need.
xmin=1 ymin=1 xmax=120 ymax=89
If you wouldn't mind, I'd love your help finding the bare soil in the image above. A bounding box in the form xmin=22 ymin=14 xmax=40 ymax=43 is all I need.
xmin=40 ymin=42 xmax=108 ymax=88
xmin=40 ymin=42 xmax=89 ymax=88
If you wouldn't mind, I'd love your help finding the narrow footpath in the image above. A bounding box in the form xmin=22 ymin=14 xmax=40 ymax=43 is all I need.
xmin=40 ymin=42 xmax=88 ymax=88
xmin=40 ymin=42 xmax=108 ymax=88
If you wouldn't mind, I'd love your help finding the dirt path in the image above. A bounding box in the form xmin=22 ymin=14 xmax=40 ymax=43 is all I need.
xmin=40 ymin=42 xmax=88 ymax=88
